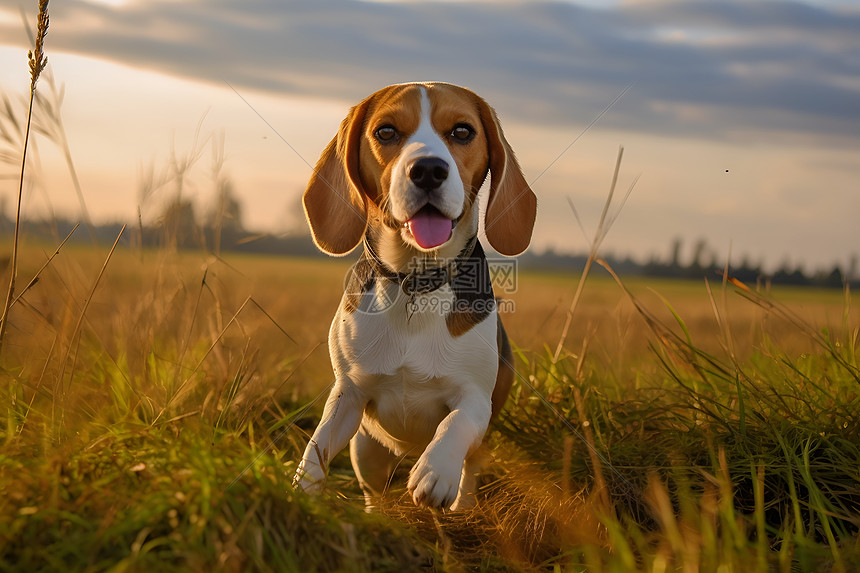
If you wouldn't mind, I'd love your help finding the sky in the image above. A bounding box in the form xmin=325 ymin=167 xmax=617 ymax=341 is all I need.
xmin=0 ymin=0 xmax=858 ymax=272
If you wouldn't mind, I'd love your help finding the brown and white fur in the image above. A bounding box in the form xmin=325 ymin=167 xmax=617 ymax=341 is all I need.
xmin=294 ymin=82 xmax=536 ymax=510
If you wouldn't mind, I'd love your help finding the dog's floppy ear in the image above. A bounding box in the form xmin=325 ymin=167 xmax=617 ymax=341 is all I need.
xmin=303 ymin=99 xmax=371 ymax=256
xmin=477 ymin=98 xmax=537 ymax=256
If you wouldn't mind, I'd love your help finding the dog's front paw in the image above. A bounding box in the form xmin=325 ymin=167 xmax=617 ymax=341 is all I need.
xmin=407 ymin=453 xmax=462 ymax=508
xmin=293 ymin=459 xmax=325 ymax=494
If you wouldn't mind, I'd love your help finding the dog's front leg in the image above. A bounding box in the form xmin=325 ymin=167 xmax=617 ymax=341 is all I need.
xmin=294 ymin=378 xmax=366 ymax=493
xmin=407 ymin=390 xmax=492 ymax=509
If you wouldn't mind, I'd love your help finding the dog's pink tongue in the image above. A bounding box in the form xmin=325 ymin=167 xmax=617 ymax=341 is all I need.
xmin=407 ymin=210 xmax=453 ymax=249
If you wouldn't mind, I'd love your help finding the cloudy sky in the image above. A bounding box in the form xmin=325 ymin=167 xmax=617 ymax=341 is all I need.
xmin=0 ymin=0 xmax=858 ymax=271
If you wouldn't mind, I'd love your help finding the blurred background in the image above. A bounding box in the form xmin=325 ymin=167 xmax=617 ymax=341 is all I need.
xmin=0 ymin=0 xmax=858 ymax=278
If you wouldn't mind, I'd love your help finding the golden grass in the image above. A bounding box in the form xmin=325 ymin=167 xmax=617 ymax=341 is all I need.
xmin=2 ymin=239 xmax=858 ymax=571
xmin=11 ymin=240 xmax=852 ymax=398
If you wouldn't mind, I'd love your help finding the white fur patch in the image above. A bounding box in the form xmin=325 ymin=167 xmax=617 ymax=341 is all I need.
xmin=332 ymin=284 xmax=498 ymax=426
xmin=388 ymin=87 xmax=465 ymax=227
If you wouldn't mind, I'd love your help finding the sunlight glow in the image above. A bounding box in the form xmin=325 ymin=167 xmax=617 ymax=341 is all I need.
xmin=0 ymin=8 xmax=19 ymax=26
xmin=82 ymin=0 xmax=133 ymax=7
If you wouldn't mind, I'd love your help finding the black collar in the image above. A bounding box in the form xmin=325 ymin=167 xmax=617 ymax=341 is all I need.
xmin=363 ymin=234 xmax=479 ymax=296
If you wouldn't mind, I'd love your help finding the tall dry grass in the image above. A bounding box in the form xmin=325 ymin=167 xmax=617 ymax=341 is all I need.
xmin=3 ymin=233 xmax=859 ymax=570
xmin=0 ymin=0 xmax=49 ymax=357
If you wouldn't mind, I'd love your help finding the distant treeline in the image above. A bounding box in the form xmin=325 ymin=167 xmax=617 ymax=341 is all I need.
xmin=1 ymin=215 xmax=856 ymax=290
xmin=518 ymin=249 xmax=856 ymax=289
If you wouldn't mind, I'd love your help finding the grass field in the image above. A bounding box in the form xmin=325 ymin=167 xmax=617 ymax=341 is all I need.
xmin=1 ymin=240 xmax=858 ymax=572
xmin=1 ymin=5 xmax=856 ymax=570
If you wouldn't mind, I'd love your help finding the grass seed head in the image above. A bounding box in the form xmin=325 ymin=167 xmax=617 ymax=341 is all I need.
xmin=28 ymin=0 xmax=50 ymax=89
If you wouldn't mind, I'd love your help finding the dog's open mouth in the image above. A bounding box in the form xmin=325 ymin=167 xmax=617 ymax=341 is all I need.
xmin=404 ymin=205 xmax=454 ymax=249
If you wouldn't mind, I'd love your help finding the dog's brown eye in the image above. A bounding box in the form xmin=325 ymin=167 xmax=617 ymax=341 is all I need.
xmin=450 ymin=124 xmax=475 ymax=144
xmin=375 ymin=125 xmax=399 ymax=144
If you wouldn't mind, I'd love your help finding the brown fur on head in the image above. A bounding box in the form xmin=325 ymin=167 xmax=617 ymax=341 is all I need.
xmin=303 ymin=82 xmax=536 ymax=257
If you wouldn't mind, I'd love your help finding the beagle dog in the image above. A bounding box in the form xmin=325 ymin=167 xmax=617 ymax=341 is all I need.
xmin=294 ymin=82 xmax=536 ymax=510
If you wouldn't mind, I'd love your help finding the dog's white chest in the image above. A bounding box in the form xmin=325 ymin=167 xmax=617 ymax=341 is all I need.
xmin=361 ymin=370 xmax=459 ymax=449
xmin=329 ymin=281 xmax=498 ymax=448
xmin=332 ymin=283 xmax=485 ymax=378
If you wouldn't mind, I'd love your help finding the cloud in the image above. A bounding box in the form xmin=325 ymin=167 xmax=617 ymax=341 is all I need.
xmin=2 ymin=0 xmax=858 ymax=144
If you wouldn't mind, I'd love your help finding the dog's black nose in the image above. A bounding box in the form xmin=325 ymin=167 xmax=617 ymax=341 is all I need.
xmin=409 ymin=157 xmax=449 ymax=191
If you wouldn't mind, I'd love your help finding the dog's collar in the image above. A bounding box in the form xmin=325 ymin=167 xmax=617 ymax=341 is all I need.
xmin=363 ymin=234 xmax=479 ymax=296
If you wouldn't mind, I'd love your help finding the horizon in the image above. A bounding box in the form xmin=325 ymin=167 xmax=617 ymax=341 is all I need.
xmin=0 ymin=0 xmax=858 ymax=272
xmin=2 ymin=211 xmax=856 ymax=280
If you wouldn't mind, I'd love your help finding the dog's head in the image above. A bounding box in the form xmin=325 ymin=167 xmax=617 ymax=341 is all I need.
xmin=303 ymin=82 xmax=536 ymax=259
